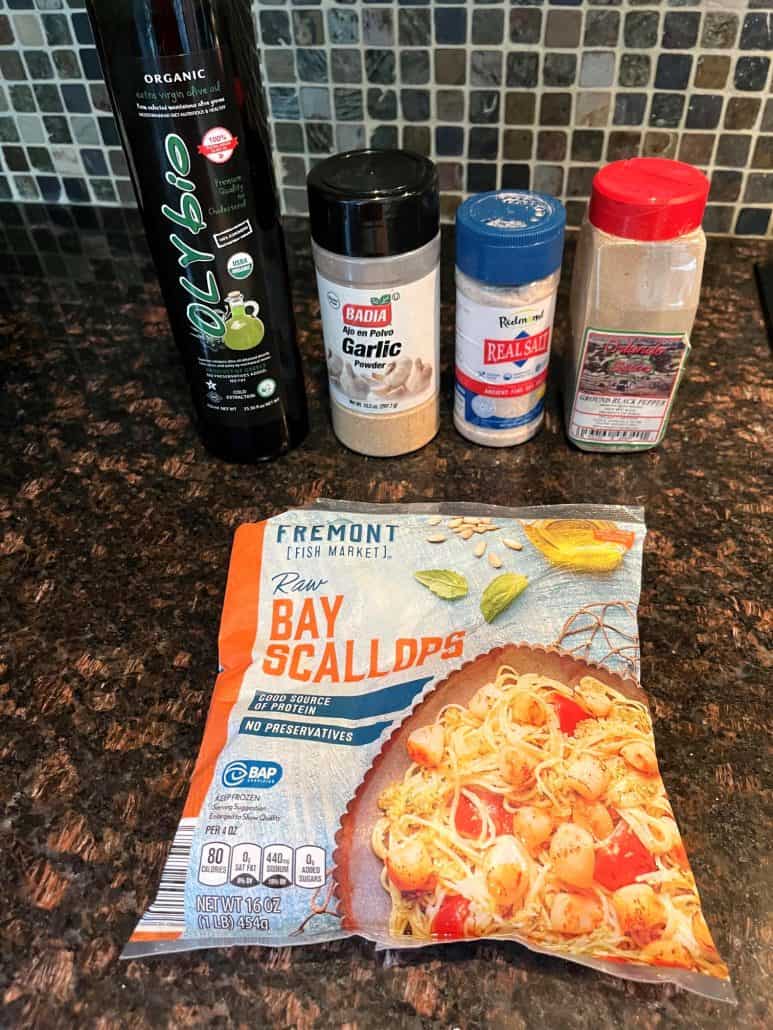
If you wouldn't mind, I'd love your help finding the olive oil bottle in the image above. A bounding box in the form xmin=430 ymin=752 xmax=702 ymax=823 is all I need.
xmin=86 ymin=0 xmax=308 ymax=462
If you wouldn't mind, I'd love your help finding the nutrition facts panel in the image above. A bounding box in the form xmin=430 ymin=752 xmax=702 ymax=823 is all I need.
xmin=197 ymin=841 xmax=325 ymax=889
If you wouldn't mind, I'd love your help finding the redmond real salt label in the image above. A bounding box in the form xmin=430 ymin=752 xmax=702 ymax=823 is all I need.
xmin=455 ymin=288 xmax=557 ymax=434
xmin=315 ymin=268 xmax=440 ymax=415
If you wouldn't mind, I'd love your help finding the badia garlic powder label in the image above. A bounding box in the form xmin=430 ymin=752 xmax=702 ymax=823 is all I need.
xmin=316 ymin=268 xmax=439 ymax=415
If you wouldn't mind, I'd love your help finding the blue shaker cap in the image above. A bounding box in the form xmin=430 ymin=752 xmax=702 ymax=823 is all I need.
xmin=456 ymin=191 xmax=566 ymax=287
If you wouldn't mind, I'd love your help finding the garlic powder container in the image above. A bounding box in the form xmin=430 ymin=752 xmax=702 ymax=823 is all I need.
xmin=307 ymin=150 xmax=440 ymax=457
xmin=454 ymin=191 xmax=566 ymax=447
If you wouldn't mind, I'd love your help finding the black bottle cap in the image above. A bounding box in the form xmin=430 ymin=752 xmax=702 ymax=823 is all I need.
xmin=307 ymin=149 xmax=439 ymax=258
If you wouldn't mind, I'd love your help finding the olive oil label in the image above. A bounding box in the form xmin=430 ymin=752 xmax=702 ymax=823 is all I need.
xmin=315 ymin=268 xmax=440 ymax=415
xmin=115 ymin=48 xmax=283 ymax=428
xmin=568 ymin=328 xmax=690 ymax=449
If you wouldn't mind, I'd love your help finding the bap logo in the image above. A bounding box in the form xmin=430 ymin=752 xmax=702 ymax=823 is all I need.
xmin=222 ymin=759 xmax=282 ymax=789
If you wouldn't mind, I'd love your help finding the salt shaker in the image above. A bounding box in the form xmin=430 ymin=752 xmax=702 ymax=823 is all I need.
xmin=454 ymin=191 xmax=566 ymax=447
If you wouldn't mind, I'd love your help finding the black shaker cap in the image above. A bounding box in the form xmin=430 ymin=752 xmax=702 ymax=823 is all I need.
xmin=307 ymin=149 xmax=439 ymax=258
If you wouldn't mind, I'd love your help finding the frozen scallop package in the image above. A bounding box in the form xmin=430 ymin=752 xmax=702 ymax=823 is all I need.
xmin=124 ymin=501 xmax=734 ymax=1003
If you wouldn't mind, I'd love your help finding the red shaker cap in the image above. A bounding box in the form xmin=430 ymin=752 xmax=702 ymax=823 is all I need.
xmin=589 ymin=158 xmax=709 ymax=242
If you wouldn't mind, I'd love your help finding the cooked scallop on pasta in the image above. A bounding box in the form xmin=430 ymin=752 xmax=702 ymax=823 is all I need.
xmin=372 ymin=666 xmax=728 ymax=978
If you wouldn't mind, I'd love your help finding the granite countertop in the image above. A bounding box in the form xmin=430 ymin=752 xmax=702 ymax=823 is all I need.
xmin=1 ymin=203 xmax=770 ymax=1029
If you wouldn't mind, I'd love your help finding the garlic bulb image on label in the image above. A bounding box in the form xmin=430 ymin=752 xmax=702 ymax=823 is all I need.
xmin=328 ymin=354 xmax=435 ymax=406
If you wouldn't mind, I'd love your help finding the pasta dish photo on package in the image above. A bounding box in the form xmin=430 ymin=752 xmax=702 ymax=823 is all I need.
xmin=123 ymin=502 xmax=734 ymax=1005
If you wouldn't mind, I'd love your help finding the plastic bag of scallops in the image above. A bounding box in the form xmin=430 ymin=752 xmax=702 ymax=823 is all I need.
xmin=122 ymin=501 xmax=734 ymax=1004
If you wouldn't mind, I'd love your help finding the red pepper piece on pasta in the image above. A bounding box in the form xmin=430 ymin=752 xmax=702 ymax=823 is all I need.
xmin=594 ymin=821 xmax=656 ymax=891
xmin=431 ymin=895 xmax=470 ymax=939
xmin=455 ymin=788 xmax=510 ymax=838
xmin=551 ymin=693 xmax=592 ymax=735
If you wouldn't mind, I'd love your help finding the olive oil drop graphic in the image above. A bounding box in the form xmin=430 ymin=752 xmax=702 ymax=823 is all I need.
xmin=86 ymin=0 xmax=308 ymax=462
xmin=223 ymin=292 xmax=265 ymax=351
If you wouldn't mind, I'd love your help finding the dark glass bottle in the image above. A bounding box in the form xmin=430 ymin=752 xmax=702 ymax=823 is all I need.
xmin=86 ymin=0 xmax=308 ymax=462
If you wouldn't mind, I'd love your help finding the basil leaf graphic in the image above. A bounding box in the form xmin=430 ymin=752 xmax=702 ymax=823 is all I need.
xmin=414 ymin=569 xmax=469 ymax=600
xmin=481 ymin=573 xmax=529 ymax=623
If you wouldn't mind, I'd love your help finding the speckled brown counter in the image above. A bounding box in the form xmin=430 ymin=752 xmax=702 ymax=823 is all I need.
xmin=0 ymin=204 xmax=770 ymax=1029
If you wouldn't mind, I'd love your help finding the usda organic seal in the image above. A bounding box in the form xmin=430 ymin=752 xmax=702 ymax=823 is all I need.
xmin=227 ymin=251 xmax=254 ymax=280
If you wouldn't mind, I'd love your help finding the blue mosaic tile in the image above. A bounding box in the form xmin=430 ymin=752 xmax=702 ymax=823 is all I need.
xmin=0 ymin=0 xmax=769 ymax=236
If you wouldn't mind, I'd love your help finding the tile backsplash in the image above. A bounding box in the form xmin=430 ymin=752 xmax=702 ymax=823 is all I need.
xmin=0 ymin=1 xmax=771 ymax=237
